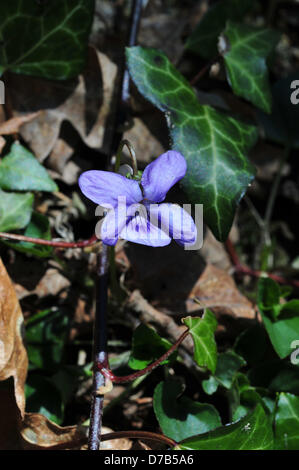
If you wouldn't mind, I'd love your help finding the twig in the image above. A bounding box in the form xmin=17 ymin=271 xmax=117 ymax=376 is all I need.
xmin=87 ymin=0 xmax=144 ymax=451
xmin=97 ymin=328 xmax=189 ymax=384
xmin=225 ymin=237 xmax=299 ymax=288
xmin=101 ymin=431 xmax=176 ymax=448
xmin=0 ymin=232 xmax=98 ymax=248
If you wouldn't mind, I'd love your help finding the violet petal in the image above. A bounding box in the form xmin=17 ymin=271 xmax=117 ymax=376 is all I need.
xmin=79 ymin=170 xmax=142 ymax=208
xmin=141 ymin=151 xmax=187 ymax=203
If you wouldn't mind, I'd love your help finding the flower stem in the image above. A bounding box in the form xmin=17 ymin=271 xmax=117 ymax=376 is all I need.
xmin=88 ymin=245 xmax=109 ymax=450
xmin=87 ymin=0 xmax=144 ymax=450
xmin=97 ymin=328 xmax=189 ymax=384
xmin=101 ymin=431 xmax=177 ymax=448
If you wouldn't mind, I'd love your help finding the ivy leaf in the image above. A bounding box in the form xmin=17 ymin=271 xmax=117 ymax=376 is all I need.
xmin=0 ymin=189 xmax=33 ymax=232
xmin=153 ymin=378 xmax=221 ymax=442
xmin=185 ymin=0 xmax=253 ymax=59
xmin=182 ymin=310 xmax=217 ymax=373
xmin=128 ymin=324 xmax=177 ymax=370
xmin=2 ymin=212 xmax=53 ymax=258
xmin=0 ymin=142 xmax=57 ymax=192
xmin=258 ymin=277 xmax=299 ymax=358
xmin=220 ymin=21 xmax=280 ymax=113
xmin=248 ymin=359 xmax=299 ymax=395
xmin=202 ymin=351 xmax=246 ymax=395
xmin=0 ymin=0 xmax=95 ymax=80
xmin=274 ymin=393 xmax=299 ymax=450
xmin=177 ymin=404 xmax=274 ymax=450
xmin=126 ymin=47 xmax=257 ymax=241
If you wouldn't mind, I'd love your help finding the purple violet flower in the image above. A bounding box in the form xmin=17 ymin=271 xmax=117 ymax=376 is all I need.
xmin=79 ymin=150 xmax=197 ymax=247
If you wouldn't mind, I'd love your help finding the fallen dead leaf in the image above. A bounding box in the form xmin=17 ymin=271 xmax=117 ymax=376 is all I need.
xmin=8 ymin=46 xmax=117 ymax=161
xmin=21 ymin=413 xmax=86 ymax=450
xmin=186 ymin=264 xmax=255 ymax=320
xmin=0 ymin=257 xmax=28 ymax=417
xmin=123 ymin=117 xmax=164 ymax=164
xmin=101 ymin=426 xmax=132 ymax=450
xmin=0 ymin=112 xmax=40 ymax=135
xmin=14 ymin=267 xmax=71 ymax=300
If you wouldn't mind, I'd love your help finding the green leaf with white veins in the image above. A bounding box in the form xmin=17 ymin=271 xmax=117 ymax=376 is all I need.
xmin=274 ymin=393 xmax=299 ymax=450
xmin=177 ymin=404 xmax=274 ymax=450
xmin=0 ymin=0 xmax=95 ymax=80
xmin=0 ymin=189 xmax=33 ymax=232
xmin=0 ymin=142 xmax=58 ymax=192
xmin=182 ymin=310 xmax=218 ymax=373
xmin=126 ymin=47 xmax=258 ymax=241
xmin=185 ymin=0 xmax=253 ymax=59
xmin=220 ymin=21 xmax=280 ymax=113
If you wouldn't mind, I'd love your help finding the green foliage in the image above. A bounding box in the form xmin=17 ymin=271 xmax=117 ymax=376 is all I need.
xmin=202 ymin=351 xmax=246 ymax=394
xmin=0 ymin=189 xmax=33 ymax=232
xmin=182 ymin=311 xmax=217 ymax=373
xmin=0 ymin=143 xmax=57 ymax=192
xmin=128 ymin=324 xmax=177 ymax=370
xmin=26 ymin=308 xmax=70 ymax=369
xmin=220 ymin=22 xmax=280 ymax=113
xmin=25 ymin=308 xmax=79 ymax=424
xmin=274 ymin=393 xmax=299 ymax=450
xmin=185 ymin=0 xmax=253 ymax=59
xmin=177 ymin=404 xmax=274 ymax=450
xmin=2 ymin=212 xmax=53 ymax=258
xmin=248 ymin=360 xmax=299 ymax=395
xmin=258 ymin=277 xmax=299 ymax=358
xmin=153 ymin=378 xmax=221 ymax=442
xmin=126 ymin=46 xmax=257 ymax=241
xmin=25 ymin=375 xmax=63 ymax=424
xmin=230 ymin=373 xmax=264 ymax=421
xmin=0 ymin=0 xmax=95 ymax=80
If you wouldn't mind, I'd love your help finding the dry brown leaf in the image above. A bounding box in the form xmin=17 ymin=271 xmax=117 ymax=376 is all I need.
xmin=186 ymin=264 xmax=255 ymax=319
xmin=21 ymin=413 xmax=86 ymax=450
xmin=21 ymin=416 xmax=132 ymax=450
xmin=101 ymin=427 xmax=132 ymax=450
xmin=14 ymin=267 xmax=71 ymax=300
xmin=8 ymin=46 xmax=117 ymax=161
xmin=33 ymin=268 xmax=71 ymax=298
xmin=123 ymin=117 xmax=164 ymax=164
xmin=0 ymin=257 xmax=28 ymax=417
xmin=0 ymin=112 xmax=40 ymax=135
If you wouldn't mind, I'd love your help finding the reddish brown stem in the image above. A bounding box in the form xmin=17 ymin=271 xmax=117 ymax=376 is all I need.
xmin=225 ymin=238 xmax=299 ymax=288
xmin=101 ymin=431 xmax=177 ymax=448
xmin=97 ymin=328 xmax=190 ymax=384
xmin=0 ymin=232 xmax=98 ymax=248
